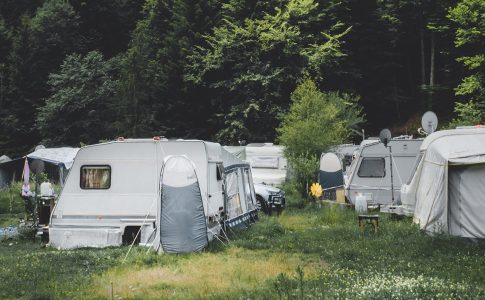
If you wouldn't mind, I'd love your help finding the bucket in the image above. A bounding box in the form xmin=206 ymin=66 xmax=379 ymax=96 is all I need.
xmin=355 ymin=194 xmax=367 ymax=213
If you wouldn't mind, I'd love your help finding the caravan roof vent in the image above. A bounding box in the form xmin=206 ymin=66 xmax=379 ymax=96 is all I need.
xmin=116 ymin=137 xmax=125 ymax=141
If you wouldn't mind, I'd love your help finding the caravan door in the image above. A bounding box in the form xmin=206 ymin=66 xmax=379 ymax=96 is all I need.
xmin=208 ymin=162 xmax=225 ymax=217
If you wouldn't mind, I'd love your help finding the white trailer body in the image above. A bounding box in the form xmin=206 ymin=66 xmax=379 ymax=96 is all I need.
xmin=245 ymin=143 xmax=288 ymax=186
xmin=345 ymin=138 xmax=422 ymax=205
xmin=49 ymin=139 xmax=225 ymax=250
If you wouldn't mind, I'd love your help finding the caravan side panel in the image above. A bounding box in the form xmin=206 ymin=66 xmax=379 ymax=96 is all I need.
xmin=50 ymin=141 xmax=162 ymax=249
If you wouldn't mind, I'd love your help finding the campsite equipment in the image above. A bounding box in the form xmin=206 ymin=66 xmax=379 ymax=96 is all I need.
xmin=49 ymin=139 xmax=257 ymax=251
xmin=27 ymin=147 xmax=79 ymax=185
xmin=221 ymin=148 xmax=258 ymax=228
xmin=421 ymin=111 xmax=438 ymax=135
xmin=379 ymin=129 xmax=395 ymax=205
xmin=355 ymin=194 xmax=368 ymax=213
xmin=318 ymin=153 xmax=343 ymax=200
xmin=400 ymin=127 xmax=485 ymax=237
xmin=345 ymin=137 xmax=422 ymax=206
xmin=159 ymin=155 xmax=207 ymax=253
xmin=358 ymin=215 xmax=379 ymax=233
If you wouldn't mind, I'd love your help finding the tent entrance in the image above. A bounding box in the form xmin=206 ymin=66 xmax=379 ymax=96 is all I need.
xmin=448 ymin=163 xmax=485 ymax=238
xmin=160 ymin=156 xmax=208 ymax=253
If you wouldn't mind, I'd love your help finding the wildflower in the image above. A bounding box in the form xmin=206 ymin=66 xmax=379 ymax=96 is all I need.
xmin=310 ymin=182 xmax=322 ymax=198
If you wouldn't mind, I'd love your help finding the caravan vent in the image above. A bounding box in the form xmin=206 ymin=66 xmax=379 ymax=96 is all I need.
xmin=117 ymin=137 xmax=125 ymax=141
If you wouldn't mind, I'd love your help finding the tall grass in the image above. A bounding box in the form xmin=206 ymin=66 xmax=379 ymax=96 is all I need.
xmin=1 ymin=203 xmax=485 ymax=299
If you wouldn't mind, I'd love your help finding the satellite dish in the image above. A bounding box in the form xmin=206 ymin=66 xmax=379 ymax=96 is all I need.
xmin=421 ymin=111 xmax=438 ymax=134
xmin=30 ymin=159 xmax=45 ymax=174
xmin=379 ymin=129 xmax=392 ymax=147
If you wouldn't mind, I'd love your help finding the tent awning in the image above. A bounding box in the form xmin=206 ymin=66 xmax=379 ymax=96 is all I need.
xmin=27 ymin=147 xmax=79 ymax=169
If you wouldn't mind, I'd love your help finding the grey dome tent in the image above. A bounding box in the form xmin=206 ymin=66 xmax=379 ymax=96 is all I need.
xmin=159 ymin=155 xmax=208 ymax=253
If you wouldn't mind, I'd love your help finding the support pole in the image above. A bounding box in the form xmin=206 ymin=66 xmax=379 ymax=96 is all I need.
xmin=389 ymin=146 xmax=395 ymax=205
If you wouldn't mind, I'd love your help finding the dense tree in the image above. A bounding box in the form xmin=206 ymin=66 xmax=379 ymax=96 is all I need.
xmin=37 ymin=51 xmax=120 ymax=146
xmin=188 ymin=0 xmax=350 ymax=144
xmin=117 ymin=0 xmax=173 ymax=137
xmin=0 ymin=0 xmax=483 ymax=156
xmin=448 ymin=0 xmax=485 ymax=107
xmin=0 ymin=0 xmax=81 ymax=155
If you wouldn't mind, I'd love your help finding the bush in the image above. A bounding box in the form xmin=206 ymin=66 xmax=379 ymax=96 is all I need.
xmin=277 ymin=79 xmax=363 ymax=195
xmin=281 ymin=180 xmax=308 ymax=208
xmin=0 ymin=182 xmax=26 ymax=215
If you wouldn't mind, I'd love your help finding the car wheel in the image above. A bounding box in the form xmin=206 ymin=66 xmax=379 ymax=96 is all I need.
xmin=256 ymin=195 xmax=269 ymax=215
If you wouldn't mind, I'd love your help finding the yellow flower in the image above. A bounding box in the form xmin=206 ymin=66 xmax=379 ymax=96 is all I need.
xmin=310 ymin=182 xmax=323 ymax=198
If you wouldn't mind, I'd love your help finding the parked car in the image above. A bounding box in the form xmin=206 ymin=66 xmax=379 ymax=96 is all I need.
xmin=253 ymin=183 xmax=285 ymax=215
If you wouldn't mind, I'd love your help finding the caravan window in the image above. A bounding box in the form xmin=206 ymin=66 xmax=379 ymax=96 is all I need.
xmin=357 ymin=158 xmax=385 ymax=178
xmin=80 ymin=165 xmax=111 ymax=189
xmin=216 ymin=163 xmax=224 ymax=181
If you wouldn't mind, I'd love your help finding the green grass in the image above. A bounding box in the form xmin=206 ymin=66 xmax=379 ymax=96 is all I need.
xmin=1 ymin=200 xmax=485 ymax=299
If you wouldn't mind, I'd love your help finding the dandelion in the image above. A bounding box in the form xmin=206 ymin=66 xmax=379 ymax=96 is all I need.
xmin=310 ymin=182 xmax=322 ymax=199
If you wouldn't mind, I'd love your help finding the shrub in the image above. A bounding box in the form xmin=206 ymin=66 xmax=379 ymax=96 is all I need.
xmin=277 ymin=79 xmax=363 ymax=195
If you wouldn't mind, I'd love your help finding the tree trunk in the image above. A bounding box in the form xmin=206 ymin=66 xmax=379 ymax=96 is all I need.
xmin=429 ymin=32 xmax=435 ymax=87
xmin=420 ymin=29 xmax=426 ymax=86
xmin=429 ymin=31 xmax=435 ymax=108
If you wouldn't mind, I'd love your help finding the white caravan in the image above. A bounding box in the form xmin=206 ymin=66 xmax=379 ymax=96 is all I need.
xmin=326 ymin=144 xmax=360 ymax=174
xmin=49 ymin=139 xmax=227 ymax=251
xmin=401 ymin=127 xmax=485 ymax=237
xmin=345 ymin=137 xmax=422 ymax=205
xmin=245 ymin=143 xmax=288 ymax=186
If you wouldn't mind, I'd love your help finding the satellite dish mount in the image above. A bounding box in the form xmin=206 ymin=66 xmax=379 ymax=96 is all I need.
xmin=379 ymin=129 xmax=395 ymax=205
xmin=421 ymin=111 xmax=438 ymax=135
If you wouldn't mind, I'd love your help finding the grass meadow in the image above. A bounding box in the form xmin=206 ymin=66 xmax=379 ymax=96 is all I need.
xmin=1 ymin=186 xmax=485 ymax=299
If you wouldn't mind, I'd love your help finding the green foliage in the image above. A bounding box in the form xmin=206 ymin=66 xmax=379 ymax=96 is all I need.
xmin=0 ymin=181 xmax=26 ymax=215
xmin=0 ymin=0 xmax=484 ymax=156
xmin=37 ymin=51 xmax=120 ymax=145
xmin=277 ymin=79 xmax=362 ymax=195
xmin=447 ymin=100 xmax=483 ymax=128
xmin=0 ymin=241 xmax=126 ymax=299
xmin=448 ymin=0 xmax=485 ymax=104
xmin=2 ymin=205 xmax=485 ymax=298
xmin=188 ymin=0 xmax=350 ymax=144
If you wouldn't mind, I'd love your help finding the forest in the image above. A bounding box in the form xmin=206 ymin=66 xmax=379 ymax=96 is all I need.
xmin=0 ymin=0 xmax=483 ymax=156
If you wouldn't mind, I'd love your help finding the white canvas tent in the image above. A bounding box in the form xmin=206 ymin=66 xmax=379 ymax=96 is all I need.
xmin=49 ymin=139 xmax=227 ymax=251
xmin=401 ymin=127 xmax=485 ymax=237
xmin=345 ymin=137 xmax=422 ymax=205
